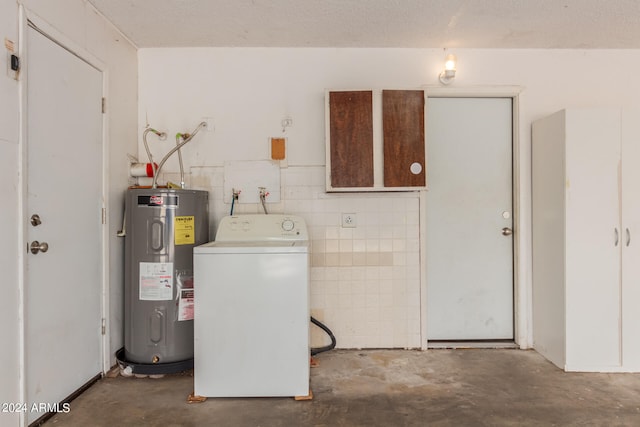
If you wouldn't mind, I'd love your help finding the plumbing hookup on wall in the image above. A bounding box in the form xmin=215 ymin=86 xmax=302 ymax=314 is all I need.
xmin=117 ymin=122 xmax=209 ymax=375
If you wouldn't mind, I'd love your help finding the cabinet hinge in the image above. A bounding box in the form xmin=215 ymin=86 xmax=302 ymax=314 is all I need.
xmin=101 ymin=318 xmax=106 ymax=335
xmin=102 ymin=97 xmax=106 ymax=114
xmin=102 ymin=208 xmax=106 ymax=224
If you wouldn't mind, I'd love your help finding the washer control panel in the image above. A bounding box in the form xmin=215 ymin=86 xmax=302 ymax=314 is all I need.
xmin=215 ymin=214 xmax=308 ymax=242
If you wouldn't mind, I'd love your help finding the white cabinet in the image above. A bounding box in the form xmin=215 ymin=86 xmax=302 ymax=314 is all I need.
xmin=532 ymin=108 xmax=640 ymax=372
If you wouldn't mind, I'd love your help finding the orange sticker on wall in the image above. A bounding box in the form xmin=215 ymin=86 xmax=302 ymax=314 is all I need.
xmin=271 ymin=138 xmax=286 ymax=160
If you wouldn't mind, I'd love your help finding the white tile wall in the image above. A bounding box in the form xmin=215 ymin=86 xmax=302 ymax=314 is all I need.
xmin=185 ymin=165 xmax=422 ymax=349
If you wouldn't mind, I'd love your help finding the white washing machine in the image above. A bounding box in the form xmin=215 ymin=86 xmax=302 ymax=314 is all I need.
xmin=193 ymin=214 xmax=310 ymax=397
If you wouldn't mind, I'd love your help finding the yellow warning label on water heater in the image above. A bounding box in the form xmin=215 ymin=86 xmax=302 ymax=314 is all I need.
xmin=174 ymin=216 xmax=195 ymax=245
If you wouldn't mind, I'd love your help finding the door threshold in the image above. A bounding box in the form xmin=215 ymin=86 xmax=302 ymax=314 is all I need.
xmin=427 ymin=340 xmax=519 ymax=349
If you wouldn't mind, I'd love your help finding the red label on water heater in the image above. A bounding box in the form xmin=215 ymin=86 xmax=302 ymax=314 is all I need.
xmin=138 ymin=195 xmax=178 ymax=207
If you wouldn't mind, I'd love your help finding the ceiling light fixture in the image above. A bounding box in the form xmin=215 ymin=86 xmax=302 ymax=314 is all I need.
xmin=438 ymin=53 xmax=457 ymax=85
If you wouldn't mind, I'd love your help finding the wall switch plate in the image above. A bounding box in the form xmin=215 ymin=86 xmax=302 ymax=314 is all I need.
xmin=342 ymin=213 xmax=357 ymax=228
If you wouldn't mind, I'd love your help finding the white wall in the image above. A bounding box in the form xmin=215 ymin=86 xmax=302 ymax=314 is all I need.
xmin=139 ymin=47 xmax=640 ymax=349
xmin=0 ymin=1 xmax=137 ymax=424
xmin=0 ymin=1 xmax=20 ymax=425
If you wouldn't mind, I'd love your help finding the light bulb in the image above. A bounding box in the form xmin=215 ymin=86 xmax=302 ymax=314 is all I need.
xmin=444 ymin=54 xmax=457 ymax=72
xmin=439 ymin=53 xmax=457 ymax=84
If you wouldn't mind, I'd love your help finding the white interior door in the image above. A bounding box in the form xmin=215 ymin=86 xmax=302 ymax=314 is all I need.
xmin=26 ymin=25 xmax=103 ymax=423
xmin=426 ymin=97 xmax=513 ymax=341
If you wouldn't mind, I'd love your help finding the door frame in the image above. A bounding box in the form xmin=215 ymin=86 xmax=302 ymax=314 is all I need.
xmin=18 ymin=7 xmax=110 ymax=425
xmin=419 ymin=85 xmax=527 ymax=349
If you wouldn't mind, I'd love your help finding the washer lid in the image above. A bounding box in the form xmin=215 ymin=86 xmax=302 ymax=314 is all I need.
xmin=194 ymin=240 xmax=309 ymax=254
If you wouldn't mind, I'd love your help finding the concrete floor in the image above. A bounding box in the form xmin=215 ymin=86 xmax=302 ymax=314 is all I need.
xmin=44 ymin=349 xmax=640 ymax=426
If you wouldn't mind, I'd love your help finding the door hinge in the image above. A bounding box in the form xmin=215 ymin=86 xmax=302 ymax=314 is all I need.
xmin=102 ymin=97 xmax=106 ymax=114
xmin=102 ymin=207 xmax=106 ymax=224
xmin=101 ymin=318 xmax=106 ymax=335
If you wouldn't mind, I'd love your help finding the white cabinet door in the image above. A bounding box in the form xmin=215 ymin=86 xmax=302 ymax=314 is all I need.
xmin=621 ymin=109 xmax=640 ymax=370
xmin=564 ymin=109 xmax=621 ymax=370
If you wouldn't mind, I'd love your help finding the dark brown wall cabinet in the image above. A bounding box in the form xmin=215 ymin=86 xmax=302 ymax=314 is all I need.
xmin=382 ymin=90 xmax=425 ymax=187
xmin=328 ymin=91 xmax=374 ymax=188
xmin=325 ymin=89 xmax=427 ymax=192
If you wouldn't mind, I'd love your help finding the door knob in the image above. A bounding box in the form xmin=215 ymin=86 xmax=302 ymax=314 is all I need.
xmin=30 ymin=241 xmax=49 ymax=254
xmin=30 ymin=214 xmax=42 ymax=227
xmin=501 ymin=227 xmax=513 ymax=236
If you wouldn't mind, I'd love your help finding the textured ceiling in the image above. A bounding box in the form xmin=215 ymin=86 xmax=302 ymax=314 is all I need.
xmin=87 ymin=0 xmax=640 ymax=49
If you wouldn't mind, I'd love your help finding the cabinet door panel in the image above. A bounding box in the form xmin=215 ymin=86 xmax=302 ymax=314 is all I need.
xmin=621 ymin=109 xmax=640 ymax=369
xmin=565 ymin=109 xmax=621 ymax=370
xmin=383 ymin=90 xmax=425 ymax=187
xmin=329 ymin=91 xmax=374 ymax=188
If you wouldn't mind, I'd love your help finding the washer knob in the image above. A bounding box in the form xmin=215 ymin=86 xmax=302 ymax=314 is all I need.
xmin=281 ymin=219 xmax=295 ymax=231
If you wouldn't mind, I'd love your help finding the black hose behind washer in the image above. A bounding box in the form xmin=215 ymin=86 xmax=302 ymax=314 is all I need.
xmin=310 ymin=316 xmax=336 ymax=356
